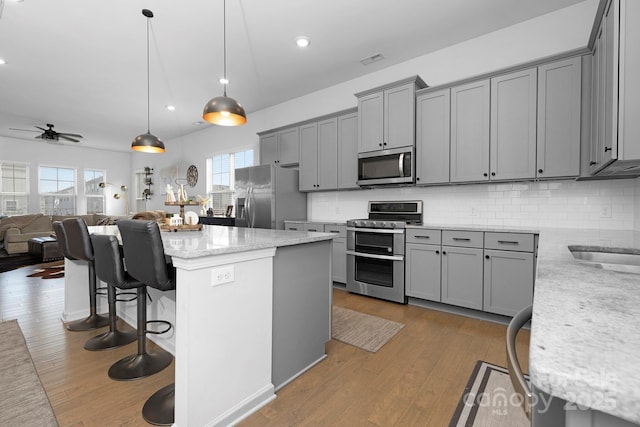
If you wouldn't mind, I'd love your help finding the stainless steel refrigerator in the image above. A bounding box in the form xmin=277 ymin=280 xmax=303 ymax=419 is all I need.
xmin=234 ymin=164 xmax=307 ymax=229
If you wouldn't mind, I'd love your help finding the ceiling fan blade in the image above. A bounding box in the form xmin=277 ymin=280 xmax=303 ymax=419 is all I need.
xmin=35 ymin=126 xmax=47 ymax=132
xmin=59 ymin=135 xmax=81 ymax=142
xmin=57 ymin=132 xmax=83 ymax=138
xmin=9 ymin=127 xmax=40 ymax=132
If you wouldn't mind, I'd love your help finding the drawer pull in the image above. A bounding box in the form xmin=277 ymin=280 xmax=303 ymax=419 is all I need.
xmin=497 ymin=240 xmax=519 ymax=245
xmin=308 ymin=229 xmax=317 ymax=232
xmin=415 ymin=235 xmax=431 ymax=239
xmin=329 ymin=230 xmax=340 ymax=233
xmin=289 ymin=227 xmax=298 ymax=230
xmin=452 ymin=237 xmax=471 ymax=241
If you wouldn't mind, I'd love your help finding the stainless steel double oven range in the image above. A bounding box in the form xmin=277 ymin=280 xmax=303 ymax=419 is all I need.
xmin=346 ymin=200 xmax=423 ymax=304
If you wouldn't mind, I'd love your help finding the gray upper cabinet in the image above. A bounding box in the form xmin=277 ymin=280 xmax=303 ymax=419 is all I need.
xmin=356 ymin=76 xmax=426 ymax=153
xmin=299 ymin=111 xmax=353 ymax=192
xmin=416 ymin=88 xmax=450 ymax=185
xmin=318 ymin=118 xmax=339 ymax=190
xmin=589 ymin=0 xmax=640 ymax=177
xmin=259 ymin=132 xmax=278 ymax=165
xmin=537 ymin=57 xmax=582 ymax=179
xmin=259 ymin=127 xmax=300 ymax=166
xmin=490 ymin=68 xmax=537 ymax=181
xmin=450 ymin=79 xmax=491 ymax=183
xmin=299 ymin=122 xmax=319 ymax=191
xmin=337 ymin=112 xmax=359 ymax=189
xmin=357 ymin=91 xmax=384 ymax=153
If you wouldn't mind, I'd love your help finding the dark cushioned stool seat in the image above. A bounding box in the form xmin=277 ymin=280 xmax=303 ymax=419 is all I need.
xmin=28 ymin=236 xmax=63 ymax=262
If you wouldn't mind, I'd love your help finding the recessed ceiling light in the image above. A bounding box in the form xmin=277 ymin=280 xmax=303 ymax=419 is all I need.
xmin=219 ymin=77 xmax=229 ymax=84
xmin=0 ymin=58 xmax=6 ymax=65
xmin=166 ymin=105 xmax=176 ymax=111
xmin=360 ymin=53 xmax=384 ymax=66
xmin=295 ymin=36 xmax=310 ymax=48
xmin=192 ymin=121 xmax=204 ymax=126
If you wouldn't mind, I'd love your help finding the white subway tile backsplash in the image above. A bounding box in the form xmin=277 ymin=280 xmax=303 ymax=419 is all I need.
xmin=310 ymin=178 xmax=640 ymax=231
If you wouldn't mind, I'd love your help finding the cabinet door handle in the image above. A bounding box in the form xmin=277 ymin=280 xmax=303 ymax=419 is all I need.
xmin=491 ymin=172 xmax=496 ymax=176
xmin=538 ymin=169 xmax=543 ymax=174
xmin=452 ymin=237 xmax=470 ymax=241
xmin=497 ymin=240 xmax=519 ymax=245
xmin=590 ymin=161 xmax=597 ymax=166
xmin=604 ymin=146 xmax=612 ymax=152
xmin=483 ymin=172 xmax=488 ymax=177
xmin=416 ymin=177 xmax=420 ymax=181
xmin=379 ymin=143 xmax=383 ymax=147
xmin=435 ymin=250 xmax=440 ymax=254
xmin=485 ymin=255 xmax=490 ymax=259
xmin=442 ymin=251 xmax=447 ymax=255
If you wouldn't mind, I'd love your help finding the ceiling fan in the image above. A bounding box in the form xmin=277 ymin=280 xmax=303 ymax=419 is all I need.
xmin=9 ymin=123 xmax=83 ymax=143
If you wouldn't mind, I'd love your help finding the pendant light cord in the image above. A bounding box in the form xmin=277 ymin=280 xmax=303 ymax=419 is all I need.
xmin=146 ymin=15 xmax=151 ymax=133
xmin=223 ymin=0 xmax=227 ymax=97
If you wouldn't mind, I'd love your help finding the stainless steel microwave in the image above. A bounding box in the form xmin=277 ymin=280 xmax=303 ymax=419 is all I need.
xmin=357 ymin=146 xmax=414 ymax=186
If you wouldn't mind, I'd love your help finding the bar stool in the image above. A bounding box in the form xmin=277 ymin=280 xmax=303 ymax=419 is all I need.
xmin=57 ymin=219 xmax=110 ymax=331
xmin=86 ymin=234 xmax=138 ymax=350
xmin=109 ymin=219 xmax=174 ymax=381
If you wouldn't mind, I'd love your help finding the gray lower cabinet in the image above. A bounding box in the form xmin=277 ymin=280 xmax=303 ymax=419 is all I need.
xmin=441 ymin=245 xmax=484 ymax=311
xmin=483 ymin=250 xmax=534 ymax=316
xmin=416 ymin=88 xmax=450 ymax=184
xmin=490 ymin=68 xmax=537 ymax=181
xmin=406 ymin=243 xmax=441 ymax=301
xmin=406 ymin=228 xmax=537 ymax=317
xmin=325 ymin=224 xmax=347 ymax=284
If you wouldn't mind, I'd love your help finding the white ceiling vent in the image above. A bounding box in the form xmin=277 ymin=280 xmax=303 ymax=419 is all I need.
xmin=360 ymin=53 xmax=384 ymax=66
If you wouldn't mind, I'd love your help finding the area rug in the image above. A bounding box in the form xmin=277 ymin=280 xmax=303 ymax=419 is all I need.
xmin=331 ymin=306 xmax=404 ymax=352
xmin=0 ymin=251 xmax=39 ymax=273
xmin=449 ymin=360 xmax=529 ymax=427
xmin=0 ymin=319 xmax=59 ymax=426
xmin=27 ymin=261 xmax=65 ymax=279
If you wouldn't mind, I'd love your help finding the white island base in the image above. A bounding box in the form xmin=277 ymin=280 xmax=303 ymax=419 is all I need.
xmin=62 ymin=225 xmax=333 ymax=427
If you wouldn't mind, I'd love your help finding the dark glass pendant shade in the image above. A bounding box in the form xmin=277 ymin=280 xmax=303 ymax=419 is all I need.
xmin=132 ymin=132 xmax=165 ymax=153
xmin=202 ymin=95 xmax=247 ymax=126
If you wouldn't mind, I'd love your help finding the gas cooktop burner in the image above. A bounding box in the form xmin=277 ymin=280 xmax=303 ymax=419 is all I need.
xmin=347 ymin=200 xmax=423 ymax=229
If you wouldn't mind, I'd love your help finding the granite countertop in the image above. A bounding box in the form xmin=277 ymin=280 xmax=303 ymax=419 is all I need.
xmin=89 ymin=224 xmax=335 ymax=259
xmin=530 ymin=228 xmax=640 ymax=424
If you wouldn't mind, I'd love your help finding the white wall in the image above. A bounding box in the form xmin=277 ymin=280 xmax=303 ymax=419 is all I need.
xmin=0 ymin=136 xmax=131 ymax=215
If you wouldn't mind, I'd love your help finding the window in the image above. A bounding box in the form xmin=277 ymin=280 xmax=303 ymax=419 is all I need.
xmin=39 ymin=166 xmax=76 ymax=215
xmin=207 ymin=149 xmax=254 ymax=215
xmin=0 ymin=162 xmax=29 ymax=216
xmin=84 ymin=169 xmax=105 ymax=214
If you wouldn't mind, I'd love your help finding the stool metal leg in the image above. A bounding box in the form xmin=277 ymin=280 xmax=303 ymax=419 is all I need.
xmin=84 ymin=283 xmax=137 ymax=350
xmin=67 ymin=262 xmax=110 ymax=331
xmin=142 ymin=383 xmax=175 ymax=426
xmin=108 ymin=287 xmax=172 ymax=380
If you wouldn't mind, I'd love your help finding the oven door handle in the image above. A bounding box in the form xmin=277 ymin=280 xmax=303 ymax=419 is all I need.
xmin=346 ymin=250 xmax=404 ymax=261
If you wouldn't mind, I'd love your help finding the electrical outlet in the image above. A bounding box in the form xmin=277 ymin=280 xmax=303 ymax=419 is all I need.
xmin=470 ymin=206 xmax=478 ymax=216
xmin=600 ymin=205 xmax=612 ymax=218
xmin=211 ymin=265 xmax=235 ymax=286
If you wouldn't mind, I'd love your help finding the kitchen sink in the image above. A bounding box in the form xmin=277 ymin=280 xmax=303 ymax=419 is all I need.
xmin=568 ymin=245 xmax=640 ymax=274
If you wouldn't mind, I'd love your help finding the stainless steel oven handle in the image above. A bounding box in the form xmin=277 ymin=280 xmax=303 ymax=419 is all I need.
xmin=399 ymin=153 xmax=405 ymax=176
xmin=346 ymin=250 xmax=404 ymax=261
xmin=346 ymin=227 xmax=405 ymax=234
xmin=506 ymin=304 xmax=533 ymax=420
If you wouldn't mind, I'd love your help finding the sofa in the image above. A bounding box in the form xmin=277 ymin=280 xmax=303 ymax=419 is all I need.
xmin=0 ymin=213 xmax=128 ymax=255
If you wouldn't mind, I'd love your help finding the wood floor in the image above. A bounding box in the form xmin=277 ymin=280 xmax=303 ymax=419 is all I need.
xmin=0 ymin=264 xmax=529 ymax=427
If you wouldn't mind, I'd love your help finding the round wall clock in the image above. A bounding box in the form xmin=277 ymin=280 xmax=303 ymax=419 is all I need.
xmin=186 ymin=164 xmax=198 ymax=187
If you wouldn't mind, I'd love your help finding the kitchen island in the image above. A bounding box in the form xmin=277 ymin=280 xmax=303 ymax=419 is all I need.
xmin=63 ymin=224 xmax=334 ymax=427
xmin=530 ymin=229 xmax=640 ymax=426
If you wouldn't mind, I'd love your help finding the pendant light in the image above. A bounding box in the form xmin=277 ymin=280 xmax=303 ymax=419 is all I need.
xmin=132 ymin=9 xmax=165 ymax=153
xmin=202 ymin=0 xmax=247 ymax=126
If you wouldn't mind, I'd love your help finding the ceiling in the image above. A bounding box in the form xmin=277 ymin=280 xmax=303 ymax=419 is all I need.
xmin=0 ymin=0 xmax=589 ymax=152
